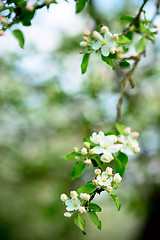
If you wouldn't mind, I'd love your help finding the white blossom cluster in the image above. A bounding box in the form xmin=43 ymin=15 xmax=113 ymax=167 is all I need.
xmin=79 ymin=26 xmax=119 ymax=57
xmin=75 ymin=127 xmax=140 ymax=164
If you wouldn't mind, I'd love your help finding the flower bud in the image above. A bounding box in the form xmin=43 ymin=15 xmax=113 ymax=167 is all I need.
xmin=83 ymin=36 xmax=88 ymax=41
xmin=0 ymin=16 xmax=7 ymax=24
xmin=89 ymin=149 xmax=94 ymax=154
xmin=81 ymin=147 xmax=87 ymax=155
xmin=124 ymin=127 xmax=131 ymax=135
xmin=75 ymin=156 xmax=79 ymax=160
xmin=110 ymin=47 xmax=116 ymax=54
xmin=101 ymin=26 xmax=109 ymax=34
xmin=84 ymin=29 xmax=90 ymax=36
xmin=117 ymin=137 xmax=123 ymax=144
xmin=94 ymin=168 xmax=101 ymax=175
xmin=74 ymin=147 xmax=78 ymax=153
xmin=92 ymin=179 xmax=98 ymax=185
xmin=107 ymin=185 xmax=113 ymax=192
xmin=106 ymin=167 xmax=113 ymax=175
xmin=84 ymin=159 xmax=91 ymax=165
xmin=0 ymin=31 xmax=4 ymax=36
xmin=132 ymin=132 xmax=139 ymax=138
xmin=84 ymin=142 xmax=90 ymax=148
xmin=60 ymin=194 xmax=68 ymax=202
xmin=114 ymin=173 xmax=122 ymax=183
xmin=78 ymin=206 xmax=86 ymax=213
xmin=80 ymin=41 xmax=87 ymax=47
xmin=70 ymin=191 xmax=78 ymax=199
xmin=64 ymin=212 xmax=72 ymax=217
xmin=112 ymin=33 xmax=118 ymax=41
xmin=25 ymin=3 xmax=34 ymax=11
xmin=134 ymin=147 xmax=140 ymax=153
xmin=80 ymin=193 xmax=90 ymax=201
xmin=117 ymin=46 xmax=123 ymax=53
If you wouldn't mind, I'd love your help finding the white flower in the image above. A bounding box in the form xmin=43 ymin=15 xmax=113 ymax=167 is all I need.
xmin=106 ymin=167 xmax=113 ymax=175
xmin=114 ymin=173 xmax=122 ymax=183
xmin=65 ymin=198 xmax=81 ymax=211
xmin=92 ymin=135 xmax=120 ymax=155
xmin=121 ymin=134 xmax=139 ymax=155
xmin=60 ymin=194 xmax=68 ymax=202
xmin=90 ymin=131 xmax=104 ymax=144
xmin=64 ymin=212 xmax=72 ymax=217
xmin=78 ymin=206 xmax=86 ymax=213
xmin=80 ymin=41 xmax=87 ymax=47
xmin=80 ymin=193 xmax=90 ymax=201
xmin=81 ymin=147 xmax=87 ymax=155
xmin=70 ymin=191 xmax=78 ymax=199
xmin=97 ymin=172 xmax=112 ymax=187
xmin=92 ymin=30 xmax=117 ymax=57
xmin=100 ymin=152 xmax=114 ymax=163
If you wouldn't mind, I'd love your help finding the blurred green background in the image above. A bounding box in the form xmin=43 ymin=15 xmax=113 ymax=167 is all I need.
xmin=0 ymin=0 xmax=160 ymax=239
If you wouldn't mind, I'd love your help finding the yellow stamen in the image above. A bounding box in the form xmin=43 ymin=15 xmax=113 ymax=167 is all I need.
xmin=73 ymin=203 xmax=77 ymax=207
xmin=102 ymin=177 xmax=106 ymax=182
xmin=101 ymin=40 xmax=106 ymax=45
xmin=104 ymin=145 xmax=108 ymax=149
xmin=127 ymin=142 xmax=132 ymax=146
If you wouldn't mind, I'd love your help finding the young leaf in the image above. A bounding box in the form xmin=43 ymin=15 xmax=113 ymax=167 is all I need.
xmin=72 ymin=161 xmax=86 ymax=180
xmin=119 ymin=60 xmax=130 ymax=68
xmin=115 ymin=123 xmax=126 ymax=135
xmin=81 ymin=53 xmax=90 ymax=74
xmin=135 ymin=36 xmax=147 ymax=53
xmin=63 ymin=152 xmax=80 ymax=160
xmin=116 ymin=35 xmax=131 ymax=45
xmin=88 ymin=203 xmax=102 ymax=212
xmin=74 ymin=213 xmax=86 ymax=234
xmin=12 ymin=30 xmax=25 ymax=49
xmin=88 ymin=211 xmax=101 ymax=230
xmin=75 ymin=0 xmax=89 ymax=13
xmin=77 ymin=183 xmax=97 ymax=195
xmin=101 ymin=54 xmax=114 ymax=68
xmin=120 ymin=15 xmax=134 ymax=23
xmin=114 ymin=152 xmax=128 ymax=177
xmin=109 ymin=193 xmax=121 ymax=211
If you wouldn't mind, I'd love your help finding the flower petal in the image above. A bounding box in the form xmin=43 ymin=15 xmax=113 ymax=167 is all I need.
xmin=92 ymin=41 xmax=102 ymax=50
xmin=92 ymin=146 xmax=104 ymax=154
xmin=101 ymin=45 xmax=110 ymax=56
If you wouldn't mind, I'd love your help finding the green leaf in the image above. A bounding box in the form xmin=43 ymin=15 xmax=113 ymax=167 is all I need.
xmin=63 ymin=152 xmax=80 ymax=160
xmin=88 ymin=203 xmax=102 ymax=212
xmin=88 ymin=211 xmax=101 ymax=230
xmin=74 ymin=213 xmax=86 ymax=234
xmin=114 ymin=152 xmax=128 ymax=177
xmin=75 ymin=0 xmax=89 ymax=13
xmin=104 ymin=131 xmax=119 ymax=136
xmin=101 ymin=54 xmax=114 ymax=68
xmin=119 ymin=60 xmax=130 ymax=68
xmin=115 ymin=123 xmax=126 ymax=135
xmin=12 ymin=30 xmax=25 ymax=49
xmin=116 ymin=35 xmax=131 ymax=45
xmin=77 ymin=183 xmax=97 ymax=195
xmin=81 ymin=53 xmax=90 ymax=74
xmin=135 ymin=36 xmax=147 ymax=53
xmin=109 ymin=193 xmax=121 ymax=211
xmin=72 ymin=161 xmax=86 ymax=180
xmin=120 ymin=15 xmax=134 ymax=23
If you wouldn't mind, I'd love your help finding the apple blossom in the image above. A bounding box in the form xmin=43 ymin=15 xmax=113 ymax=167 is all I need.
xmin=124 ymin=127 xmax=131 ymax=135
xmin=97 ymin=172 xmax=112 ymax=187
xmin=74 ymin=147 xmax=78 ymax=153
xmin=92 ymin=179 xmax=98 ymax=185
xmin=106 ymin=167 xmax=113 ymax=175
xmin=64 ymin=212 xmax=72 ymax=217
xmin=94 ymin=168 xmax=101 ymax=175
xmin=80 ymin=41 xmax=87 ymax=47
xmin=80 ymin=193 xmax=90 ymax=201
xmin=114 ymin=173 xmax=122 ymax=183
xmin=70 ymin=191 xmax=78 ymax=199
xmin=81 ymin=147 xmax=88 ymax=155
xmin=107 ymin=186 xmax=113 ymax=192
xmin=84 ymin=142 xmax=90 ymax=148
xmin=84 ymin=29 xmax=90 ymax=36
xmin=60 ymin=194 xmax=68 ymax=202
xmin=65 ymin=198 xmax=81 ymax=211
xmin=84 ymin=159 xmax=91 ymax=165
xmin=78 ymin=206 xmax=86 ymax=213
xmin=101 ymin=26 xmax=109 ymax=34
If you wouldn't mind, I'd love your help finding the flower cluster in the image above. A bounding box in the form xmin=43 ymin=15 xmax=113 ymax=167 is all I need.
xmin=80 ymin=26 xmax=119 ymax=57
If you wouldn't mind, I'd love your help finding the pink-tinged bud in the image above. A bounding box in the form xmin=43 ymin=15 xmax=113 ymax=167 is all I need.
xmin=75 ymin=156 xmax=79 ymax=160
xmin=0 ymin=16 xmax=7 ymax=24
xmin=154 ymin=24 xmax=158 ymax=28
xmin=83 ymin=36 xmax=88 ymax=41
xmin=92 ymin=31 xmax=103 ymax=41
xmin=60 ymin=194 xmax=68 ymax=202
xmin=101 ymin=26 xmax=109 ymax=34
xmin=92 ymin=179 xmax=98 ymax=185
xmin=133 ymin=132 xmax=139 ymax=138
xmin=0 ymin=31 xmax=4 ymax=36
xmin=84 ymin=142 xmax=90 ymax=148
xmin=84 ymin=159 xmax=91 ymax=165
xmin=124 ymin=127 xmax=131 ymax=135
xmin=107 ymin=185 xmax=113 ymax=192
xmin=110 ymin=47 xmax=116 ymax=54
xmin=106 ymin=167 xmax=113 ymax=175
xmin=70 ymin=190 xmax=78 ymax=199
xmin=117 ymin=137 xmax=123 ymax=144
xmin=112 ymin=33 xmax=118 ymax=41
xmin=114 ymin=173 xmax=122 ymax=183
xmin=80 ymin=41 xmax=87 ymax=47
xmin=64 ymin=212 xmax=72 ymax=217
xmin=89 ymin=149 xmax=94 ymax=154
xmin=134 ymin=147 xmax=140 ymax=153
xmin=74 ymin=147 xmax=78 ymax=153
xmin=155 ymin=30 xmax=159 ymax=34
xmin=94 ymin=169 xmax=101 ymax=175
xmin=78 ymin=206 xmax=86 ymax=213
xmin=81 ymin=147 xmax=87 ymax=155
xmin=25 ymin=3 xmax=34 ymax=11
xmin=84 ymin=29 xmax=90 ymax=36
xmin=80 ymin=193 xmax=90 ymax=201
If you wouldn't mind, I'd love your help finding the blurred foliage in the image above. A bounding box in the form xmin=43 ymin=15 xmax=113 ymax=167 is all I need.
xmin=0 ymin=0 xmax=159 ymax=239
